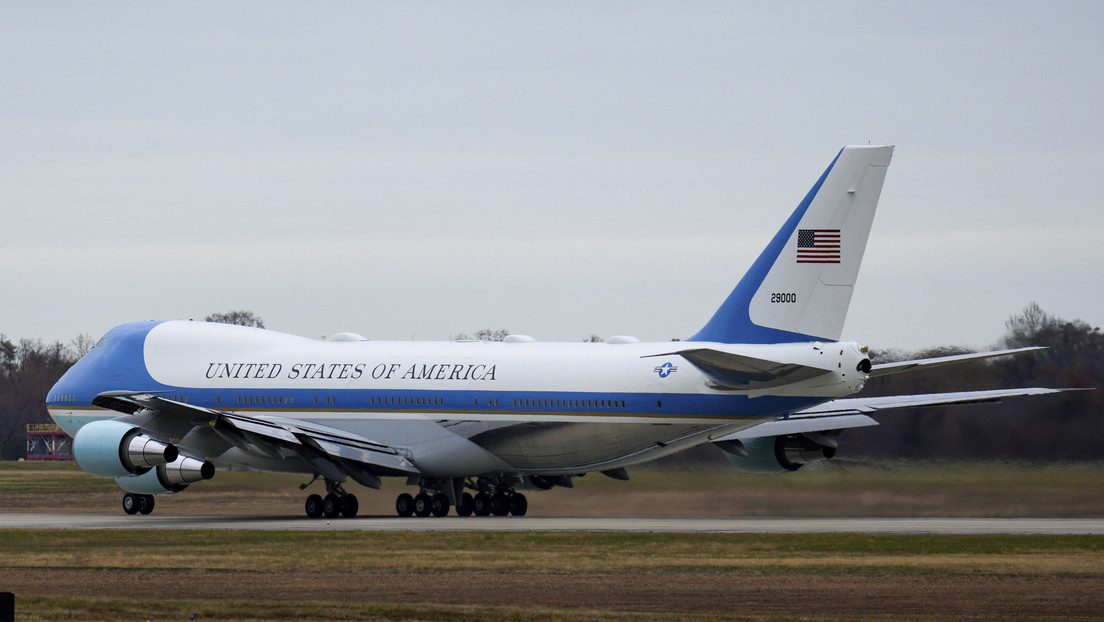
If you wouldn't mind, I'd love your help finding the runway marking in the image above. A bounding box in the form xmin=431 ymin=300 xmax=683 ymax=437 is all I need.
xmin=2 ymin=514 xmax=1103 ymax=534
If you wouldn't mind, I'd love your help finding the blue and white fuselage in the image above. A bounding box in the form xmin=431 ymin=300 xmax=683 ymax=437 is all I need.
xmin=48 ymin=319 xmax=869 ymax=477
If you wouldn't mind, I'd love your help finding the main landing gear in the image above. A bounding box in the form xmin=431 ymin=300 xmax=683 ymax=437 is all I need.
xmin=394 ymin=491 xmax=452 ymax=517
xmin=394 ymin=477 xmax=528 ymax=518
xmin=303 ymin=478 xmax=359 ymax=519
xmin=122 ymin=492 xmax=155 ymax=515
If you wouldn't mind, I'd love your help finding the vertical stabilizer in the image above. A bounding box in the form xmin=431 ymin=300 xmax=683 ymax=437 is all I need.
xmin=688 ymin=145 xmax=893 ymax=344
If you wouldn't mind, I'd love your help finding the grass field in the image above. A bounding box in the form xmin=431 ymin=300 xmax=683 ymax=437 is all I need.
xmin=4 ymin=458 xmax=1104 ymax=517
xmin=1 ymin=530 xmax=1102 ymax=620
xmin=2 ymin=461 xmax=1103 ymax=620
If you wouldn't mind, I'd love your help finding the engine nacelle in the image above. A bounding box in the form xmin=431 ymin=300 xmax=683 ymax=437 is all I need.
xmin=73 ymin=419 xmax=178 ymax=478
xmin=115 ymin=455 xmax=216 ymax=494
xmin=522 ymin=475 xmax=574 ymax=490
xmin=723 ymin=434 xmax=836 ymax=474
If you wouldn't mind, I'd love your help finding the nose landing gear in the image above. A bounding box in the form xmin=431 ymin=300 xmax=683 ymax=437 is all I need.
xmin=121 ymin=492 xmax=155 ymax=515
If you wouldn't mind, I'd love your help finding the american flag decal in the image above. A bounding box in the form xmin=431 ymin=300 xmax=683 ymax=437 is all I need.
xmin=796 ymin=229 xmax=841 ymax=263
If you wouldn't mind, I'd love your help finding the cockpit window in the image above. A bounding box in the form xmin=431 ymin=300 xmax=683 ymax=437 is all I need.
xmin=95 ymin=336 xmax=107 ymax=349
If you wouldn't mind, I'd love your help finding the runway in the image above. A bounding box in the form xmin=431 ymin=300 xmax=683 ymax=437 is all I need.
xmin=2 ymin=513 xmax=1103 ymax=534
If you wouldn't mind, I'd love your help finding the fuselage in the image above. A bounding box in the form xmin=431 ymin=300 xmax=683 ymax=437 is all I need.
xmin=47 ymin=320 xmax=868 ymax=477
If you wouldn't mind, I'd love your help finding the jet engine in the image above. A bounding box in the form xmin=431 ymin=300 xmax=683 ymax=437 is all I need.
xmin=115 ymin=455 xmax=216 ymax=494
xmin=72 ymin=419 xmax=178 ymax=477
xmin=722 ymin=434 xmax=837 ymax=474
xmin=523 ymin=475 xmax=574 ymax=490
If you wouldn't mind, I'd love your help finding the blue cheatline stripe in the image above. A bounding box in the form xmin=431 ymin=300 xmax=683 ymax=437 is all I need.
xmin=53 ymin=383 xmax=824 ymax=421
xmin=687 ymin=148 xmax=844 ymax=344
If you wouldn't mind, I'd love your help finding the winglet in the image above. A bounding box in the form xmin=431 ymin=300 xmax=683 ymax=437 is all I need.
xmin=689 ymin=145 xmax=893 ymax=344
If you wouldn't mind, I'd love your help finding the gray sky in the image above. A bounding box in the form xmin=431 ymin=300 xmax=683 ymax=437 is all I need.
xmin=3 ymin=2 xmax=1102 ymax=351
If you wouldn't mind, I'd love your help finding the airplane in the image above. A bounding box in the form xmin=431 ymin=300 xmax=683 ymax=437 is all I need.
xmin=45 ymin=145 xmax=1064 ymax=518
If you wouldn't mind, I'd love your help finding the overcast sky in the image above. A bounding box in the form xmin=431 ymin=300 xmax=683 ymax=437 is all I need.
xmin=3 ymin=2 xmax=1102 ymax=351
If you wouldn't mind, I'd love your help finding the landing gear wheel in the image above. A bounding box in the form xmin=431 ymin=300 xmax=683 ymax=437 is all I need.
xmin=413 ymin=493 xmax=432 ymax=517
xmin=431 ymin=493 xmax=450 ymax=517
xmin=122 ymin=493 xmax=140 ymax=515
xmin=323 ymin=493 xmax=342 ymax=518
xmin=137 ymin=494 xmax=155 ymax=515
xmin=473 ymin=492 xmax=492 ymax=516
xmin=509 ymin=493 xmax=528 ymax=517
xmin=491 ymin=492 xmax=510 ymax=516
xmin=305 ymin=493 xmax=324 ymax=518
xmin=456 ymin=492 xmax=474 ymax=517
xmin=395 ymin=493 xmax=414 ymax=517
xmin=340 ymin=494 xmax=359 ymax=518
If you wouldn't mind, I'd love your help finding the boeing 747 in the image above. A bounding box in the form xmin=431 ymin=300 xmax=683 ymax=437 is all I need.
xmin=45 ymin=145 xmax=1061 ymax=517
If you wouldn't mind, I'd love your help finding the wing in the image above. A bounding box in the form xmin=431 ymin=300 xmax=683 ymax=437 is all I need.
xmin=92 ymin=390 xmax=419 ymax=487
xmin=714 ymin=387 xmax=1070 ymax=441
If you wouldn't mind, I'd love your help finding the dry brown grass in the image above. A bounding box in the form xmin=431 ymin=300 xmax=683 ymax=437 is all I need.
xmin=2 ymin=530 xmax=1103 ymax=621
xmin=4 ymin=461 xmax=1104 ymax=620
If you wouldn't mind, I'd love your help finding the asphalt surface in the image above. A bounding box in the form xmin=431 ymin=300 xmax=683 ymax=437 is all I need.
xmin=2 ymin=513 xmax=1103 ymax=534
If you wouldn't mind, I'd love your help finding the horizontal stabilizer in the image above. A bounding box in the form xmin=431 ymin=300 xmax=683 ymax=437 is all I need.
xmin=869 ymin=347 xmax=1046 ymax=378
xmin=645 ymin=348 xmax=831 ymax=390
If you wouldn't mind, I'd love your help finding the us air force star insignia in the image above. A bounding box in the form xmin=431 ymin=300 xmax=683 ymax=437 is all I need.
xmin=654 ymin=362 xmax=677 ymax=378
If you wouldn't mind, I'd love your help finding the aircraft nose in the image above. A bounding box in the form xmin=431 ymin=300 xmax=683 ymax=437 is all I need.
xmin=44 ymin=346 xmax=103 ymax=434
xmin=47 ymin=367 xmax=75 ymax=407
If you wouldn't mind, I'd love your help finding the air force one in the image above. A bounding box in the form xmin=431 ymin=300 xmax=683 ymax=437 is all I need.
xmin=46 ymin=145 xmax=1061 ymax=518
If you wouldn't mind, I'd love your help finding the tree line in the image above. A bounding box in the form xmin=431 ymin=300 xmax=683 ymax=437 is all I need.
xmin=1 ymin=305 xmax=1099 ymax=462
xmin=850 ymin=302 xmax=1102 ymax=461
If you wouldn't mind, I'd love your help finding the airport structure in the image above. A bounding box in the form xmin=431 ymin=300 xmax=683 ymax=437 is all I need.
xmin=25 ymin=423 xmax=73 ymax=461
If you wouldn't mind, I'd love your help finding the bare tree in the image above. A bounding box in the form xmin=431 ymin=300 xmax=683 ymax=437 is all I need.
xmin=1005 ymin=301 xmax=1054 ymax=339
xmin=455 ymin=329 xmax=509 ymax=342
xmin=69 ymin=334 xmax=96 ymax=358
xmin=205 ymin=310 xmax=265 ymax=329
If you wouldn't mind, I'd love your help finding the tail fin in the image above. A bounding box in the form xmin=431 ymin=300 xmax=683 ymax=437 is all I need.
xmin=688 ymin=145 xmax=893 ymax=344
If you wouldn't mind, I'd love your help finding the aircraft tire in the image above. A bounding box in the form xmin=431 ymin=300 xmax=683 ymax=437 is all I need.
xmin=395 ymin=493 xmax=414 ymax=517
xmin=305 ymin=494 xmax=324 ymax=518
xmin=473 ymin=492 xmax=491 ymax=516
xmin=430 ymin=493 xmax=450 ymax=517
xmin=137 ymin=494 xmax=155 ymax=515
xmin=341 ymin=494 xmax=359 ymax=518
xmin=122 ymin=493 xmax=140 ymax=515
xmin=413 ymin=493 xmax=432 ymax=517
xmin=323 ymin=494 xmax=342 ymax=518
xmin=456 ymin=492 xmax=474 ymax=517
xmin=509 ymin=493 xmax=527 ymax=517
xmin=491 ymin=492 xmax=510 ymax=517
